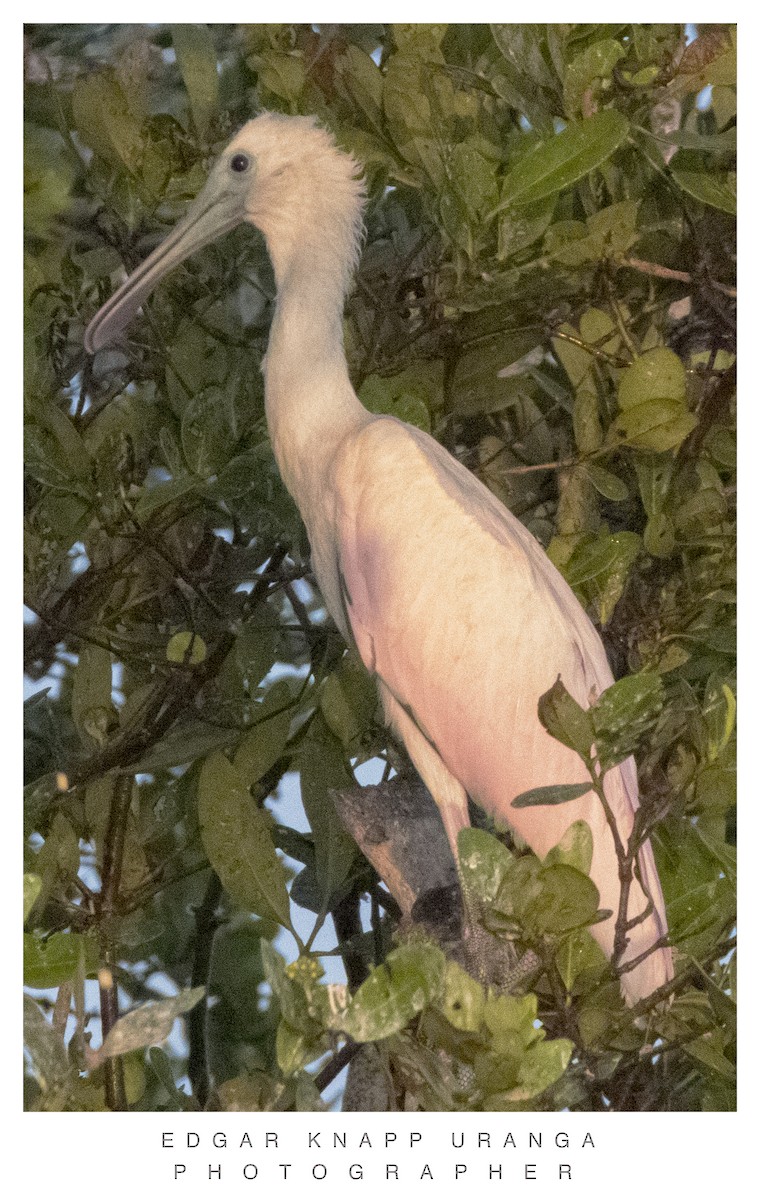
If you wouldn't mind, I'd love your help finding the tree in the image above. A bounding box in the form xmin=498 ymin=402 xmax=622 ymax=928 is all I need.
xmin=24 ymin=22 xmax=736 ymax=1112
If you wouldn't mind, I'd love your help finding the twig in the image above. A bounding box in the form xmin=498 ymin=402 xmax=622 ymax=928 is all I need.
xmin=97 ymin=773 xmax=134 ymax=1111
xmin=314 ymin=1040 xmax=363 ymax=1094
xmin=187 ymin=874 xmax=223 ymax=1108
xmin=52 ymin=982 xmax=73 ymax=1041
xmin=502 ymin=457 xmax=575 ymax=477
xmin=620 ymin=256 xmax=736 ymax=299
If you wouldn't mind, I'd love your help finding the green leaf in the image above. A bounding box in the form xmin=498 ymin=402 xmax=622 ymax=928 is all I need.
xmin=493 ymin=855 xmax=543 ymax=925
xmin=24 ymin=932 xmax=97 ymax=989
xmin=634 ymin=453 xmax=674 ymax=517
xmin=450 ymin=329 xmax=542 ymax=416
xmin=543 ymin=820 xmax=594 ymax=875
xmin=172 ymin=24 xmax=219 ymax=138
xmin=199 ymin=751 xmax=292 ymax=929
xmin=564 ymin=39 xmax=625 ymax=118
xmin=572 ymin=388 xmax=602 ymax=454
xmin=339 ymin=943 xmax=445 ymax=1042
xmin=250 ymin=51 xmax=306 ymax=103
xmin=133 ymin=475 xmax=197 ymax=522
xmin=684 ymin=1031 xmax=736 ymax=1080
xmin=260 ymin=941 xmax=310 ymax=1031
xmin=441 ymin=960 xmax=486 ymax=1032
xmin=593 ymin=672 xmax=664 ymax=768
xmin=209 ymin=449 xmax=265 ymax=501
xmin=298 ymin=725 xmax=360 ymax=911
xmin=512 ymin=781 xmax=592 ymax=809
xmin=25 ymin=418 xmax=91 ymax=494
xmin=502 ymin=110 xmax=630 ymax=208
xmin=537 ymin=678 xmax=595 ymax=758
xmin=450 ymin=142 xmax=499 ymax=218
xmin=35 ymin=814 xmax=81 ymax=906
xmin=483 ymin=991 xmax=539 ymax=1043
xmin=148 ymin=1048 xmax=186 ymax=1111
xmin=511 ymin=1038 xmax=574 ymax=1101
xmin=618 ymin=347 xmax=687 ymax=409
xmin=320 ymin=657 xmax=379 ymax=749
xmin=181 ymin=387 xmax=237 ymax=478
xmin=276 ymin=1020 xmax=317 ymax=1075
xmin=234 ymin=623 xmax=276 ymax=689
xmin=490 ymin=24 xmax=559 ymax=132
xmin=563 ymin=530 xmax=642 ymax=624
xmin=24 ymin=873 xmax=42 ymax=922
xmin=166 ymin=631 xmax=207 ymax=665
xmin=702 ymin=678 xmax=736 ymax=762
xmin=71 ymin=70 xmax=143 ymax=172
xmin=498 ymin=196 xmax=555 ymax=261
xmin=545 ymin=200 xmax=638 ymax=267
xmin=556 ymin=928 xmax=608 ymax=992
xmin=527 ymin=864 xmax=601 ymax=935
xmin=341 ymin=44 xmax=384 ymax=127
xmin=391 ymin=24 xmax=448 ymax=54
xmin=23 ymin=995 xmax=69 ymax=1092
xmin=457 ymin=827 xmax=515 ymax=908
xmin=359 ymin=368 xmax=436 ymax=431
xmin=71 ymin=644 xmax=115 ymax=746
xmin=672 ymin=170 xmax=736 ymax=215
xmin=233 ymin=682 xmax=293 ymax=786
xmin=584 ymin=463 xmax=629 ymax=501
xmin=129 ymin=720 xmax=238 ymax=773
xmin=97 ymin=987 xmax=205 ymax=1061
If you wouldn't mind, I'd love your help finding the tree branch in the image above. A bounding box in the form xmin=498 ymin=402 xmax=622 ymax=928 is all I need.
xmin=620 ymin=255 xmax=736 ymax=299
xmin=187 ymin=873 xmax=223 ymax=1108
xmin=96 ymin=773 xmax=134 ymax=1111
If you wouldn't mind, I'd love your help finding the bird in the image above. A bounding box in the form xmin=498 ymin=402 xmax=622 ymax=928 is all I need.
xmin=85 ymin=112 xmax=673 ymax=1004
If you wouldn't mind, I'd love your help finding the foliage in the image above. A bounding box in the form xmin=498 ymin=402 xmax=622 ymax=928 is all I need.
xmin=24 ymin=22 xmax=735 ymax=1112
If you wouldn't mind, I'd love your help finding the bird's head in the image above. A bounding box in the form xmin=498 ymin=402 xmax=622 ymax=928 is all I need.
xmin=85 ymin=112 xmax=365 ymax=354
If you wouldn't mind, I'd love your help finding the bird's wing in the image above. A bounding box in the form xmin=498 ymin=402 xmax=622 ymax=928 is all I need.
xmin=331 ymin=415 xmax=613 ymax=788
xmin=330 ymin=416 xmax=670 ymax=991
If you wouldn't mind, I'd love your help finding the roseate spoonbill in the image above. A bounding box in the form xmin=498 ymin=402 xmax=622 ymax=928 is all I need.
xmin=85 ymin=113 xmax=672 ymax=1003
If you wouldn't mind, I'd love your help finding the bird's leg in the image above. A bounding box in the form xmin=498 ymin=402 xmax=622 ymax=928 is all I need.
xmin=379 ymin=684 xmax=531 ymax=988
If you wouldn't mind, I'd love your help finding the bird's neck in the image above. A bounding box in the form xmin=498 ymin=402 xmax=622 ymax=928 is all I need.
xmin=262 ymin=251 xmax=369 ymax=517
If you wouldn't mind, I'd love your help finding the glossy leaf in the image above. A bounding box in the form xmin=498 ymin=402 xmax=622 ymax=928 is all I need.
xmin=233 ymin=683 xmax=293 ymax=786
xmin=618 ymin=348 xmax=687 ymax=409
xmin=339 ymin=943 xmax=445 ymax=1042
xmin=537 ymin=678 xmax=595 ymax=758
xmin=24 ymin=873 xmax=42 ymax=922
xmin=502 ymin=110 xmax=630 ymax=208
xmin=97 ymin=987 xmax=205 ymax=1061
xmin=441 ymin=960 xmax=486 ymax=1033
xmin=71 ymin=645 xmax=114 ymax=746
xmin=166 ymin=631 xmax=207 ymax=665
xmin=593 ymin=672 xmax=664 ymax=767
xmin=512 ymin=781 xmax=592 ymax=809
xmin=24 ymin=931 xmax=97 ymax=989
xmin=72 ymin=71 xmax=143 ymax=171
xmin=199 ymin=751 xmax=292 ymax=929
xmin=172 ymin=24 xmax=219 ymax=137
xmin=527 ymin=864 xmax=601 ymax=935
xmin=458 ymin=827 xmax=515 ymax=908
xmin=297 ymin=725 xmax=360 ymax=911
xmin=23 ymin=996 xmax=69 ymax=1091
xmin=543 ymin=820 xmax=594 ymax=875
xmin=672 ymin=170 xmax=736 ymax=215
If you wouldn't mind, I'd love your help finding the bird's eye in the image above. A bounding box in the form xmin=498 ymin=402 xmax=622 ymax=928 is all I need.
xmin=230 ymin=153 xmax=250 ymax=173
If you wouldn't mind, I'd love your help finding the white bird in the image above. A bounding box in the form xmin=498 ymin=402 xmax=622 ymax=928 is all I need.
xmin=85 ymin=113 xmax=672 ymax=1004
